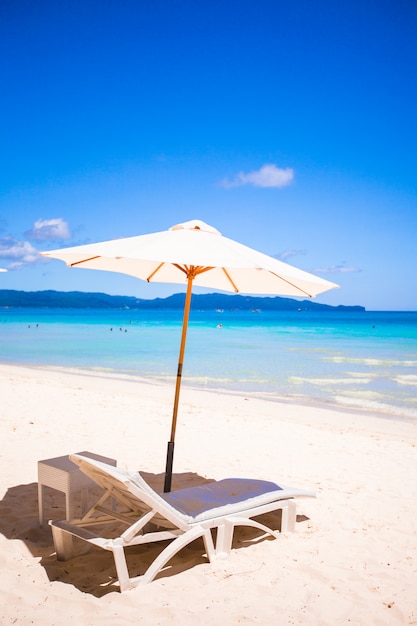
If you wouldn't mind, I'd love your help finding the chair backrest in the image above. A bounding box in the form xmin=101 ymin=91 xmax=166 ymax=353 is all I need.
xmin=70 ymin=454 xmax=191 ymax=530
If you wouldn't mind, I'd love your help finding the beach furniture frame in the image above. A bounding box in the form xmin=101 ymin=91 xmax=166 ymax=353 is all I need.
xmin=49 ymin=454 xmax=315 ymax=592
xmin=38 ymin=451 xmax=117 ymax=526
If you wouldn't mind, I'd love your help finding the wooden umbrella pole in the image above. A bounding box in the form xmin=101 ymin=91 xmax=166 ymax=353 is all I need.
xmin=164 ymin=272 xmax=194 ymax=492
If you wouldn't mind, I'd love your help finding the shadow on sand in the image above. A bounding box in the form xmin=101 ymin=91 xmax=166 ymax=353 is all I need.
xmin=0 ymin=471 xmax=307 ymax=597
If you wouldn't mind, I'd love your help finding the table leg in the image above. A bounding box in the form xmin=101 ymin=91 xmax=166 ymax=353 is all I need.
xmin=38 ymin=483 xmax=45 ymax=527
xmin=66 ymin=491 xmax=74 ymax=521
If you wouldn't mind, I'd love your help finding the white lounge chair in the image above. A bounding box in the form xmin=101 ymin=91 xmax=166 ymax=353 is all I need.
xmin=49 ymin=453 xmax=315 ymax=592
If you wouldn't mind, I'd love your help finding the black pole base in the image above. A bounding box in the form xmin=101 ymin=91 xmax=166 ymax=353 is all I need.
xmin=164 ymin=441 xmax=175 ymax=493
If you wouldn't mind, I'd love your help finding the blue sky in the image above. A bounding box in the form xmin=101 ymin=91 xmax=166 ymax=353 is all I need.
xmin=1 ymin=1 xmax=416 ymax=310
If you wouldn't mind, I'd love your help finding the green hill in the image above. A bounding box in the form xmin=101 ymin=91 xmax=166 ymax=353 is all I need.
xmin=0 ymin=289 xmax=365 ymax=312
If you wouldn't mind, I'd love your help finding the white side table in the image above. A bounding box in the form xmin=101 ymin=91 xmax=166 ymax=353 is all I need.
xmin=38 ymin=451 xmax=117 ymax=527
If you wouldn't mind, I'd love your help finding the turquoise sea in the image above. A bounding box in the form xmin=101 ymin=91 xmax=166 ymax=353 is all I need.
xmin=1 ymin=307 xmax=416 ymax=420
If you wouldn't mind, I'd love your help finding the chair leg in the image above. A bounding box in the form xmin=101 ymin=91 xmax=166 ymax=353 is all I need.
xmin=51 ymin=526 xmax=75 ymax=560
xmin=112 ymin=542 xmax=133 ymax=592
xmin=140 ymin=526 xmax=212 ymax=585
xmin=216 ymin=514 xmax=284 ymax=556
xmin=281 ymin=500 xmax=297 ymax=532
xmin=215 ymin=520 xmax=234 ymax=557
xmin=201 ymin=528 xmax=215 ymax=562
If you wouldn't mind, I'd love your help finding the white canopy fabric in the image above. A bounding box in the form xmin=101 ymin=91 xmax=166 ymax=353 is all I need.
xmin=41 ymin=219 xmax=338 ymax=298
xmin=41 ymin=219 xmax=339 ymax=491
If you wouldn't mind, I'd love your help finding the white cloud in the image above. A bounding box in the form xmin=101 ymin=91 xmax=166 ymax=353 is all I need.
xmin=314 ymin=263 xmax=362 ymax=274
xmin=0 ymin=237 xmax=41 ymax=270
xmin=25 ymin=218 xmax=71 ymax=241
xmin=221 ymin=164 xmax=294 ymax=189
xmin=277 ymin=249 xmax=307 ymax=261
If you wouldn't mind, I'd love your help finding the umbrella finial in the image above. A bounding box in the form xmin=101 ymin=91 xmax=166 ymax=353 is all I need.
xmin=170 ymin=220 xmax=221 ymax=235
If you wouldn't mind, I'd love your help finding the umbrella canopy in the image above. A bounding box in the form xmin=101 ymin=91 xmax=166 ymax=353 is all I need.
xmin=41 ymin=219 xmax=339 ymax=490
xmin=41 ymin=220 xmax=337 ymax=297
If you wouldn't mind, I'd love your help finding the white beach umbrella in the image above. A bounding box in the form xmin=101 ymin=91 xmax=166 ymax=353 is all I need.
xmin=41 ymin=219 xmax=339 ymax=491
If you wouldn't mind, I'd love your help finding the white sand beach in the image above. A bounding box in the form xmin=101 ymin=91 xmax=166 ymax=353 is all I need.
xmin=0 ymin=362 xmax=416 ymax=625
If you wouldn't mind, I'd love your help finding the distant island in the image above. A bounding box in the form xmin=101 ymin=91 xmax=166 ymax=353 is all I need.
xmin=0 ymin=289 xmax=365 ymax=312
